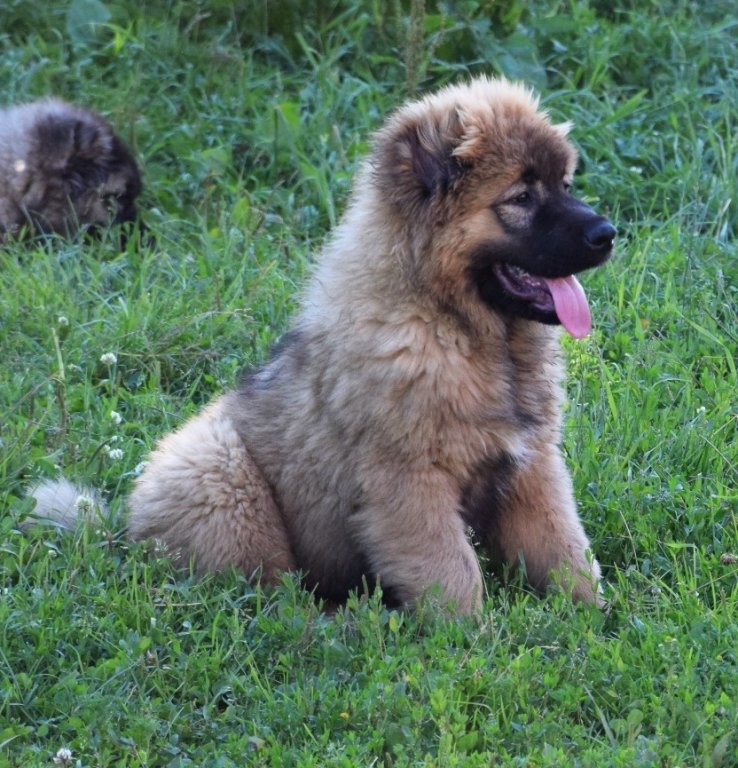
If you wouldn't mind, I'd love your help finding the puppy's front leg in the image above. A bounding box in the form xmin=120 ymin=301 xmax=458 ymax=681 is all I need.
xmin=352 ymin=468 xmax=483 ymax=614
xmin=490 ymin=447 xmax=602 ymax=603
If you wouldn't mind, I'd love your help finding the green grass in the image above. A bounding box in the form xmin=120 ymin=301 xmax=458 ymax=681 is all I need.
xmin=2 ymin=0 xmax=738 ymax=765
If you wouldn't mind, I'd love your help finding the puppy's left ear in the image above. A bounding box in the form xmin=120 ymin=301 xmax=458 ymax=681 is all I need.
xmin=70 ymin=118 xmax=114 ymax=163
xmin=372 ymin=104 xmax=467 ymax=213
xmin=35 ymin=113 xmax=112 ymax=173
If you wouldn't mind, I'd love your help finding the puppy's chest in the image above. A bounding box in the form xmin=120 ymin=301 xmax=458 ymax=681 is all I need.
xmin=434 ymin=398 xmax=547 ymax=480
xmin=505 ymin=325 xmax=566 ymax=427
xmin=418 ymin=378 xmax=556 ymax=493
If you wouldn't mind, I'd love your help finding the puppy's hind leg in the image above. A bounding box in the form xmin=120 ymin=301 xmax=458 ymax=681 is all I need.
xmin=128 ymin=394 xmax=296 ymax=584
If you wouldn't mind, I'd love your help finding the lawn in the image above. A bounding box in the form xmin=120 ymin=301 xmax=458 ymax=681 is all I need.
xmin=1 ymin=1 xmax=737 ymax=765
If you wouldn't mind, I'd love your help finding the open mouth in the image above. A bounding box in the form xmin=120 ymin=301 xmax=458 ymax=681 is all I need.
xmin=493 ymin=262 xmax=592 ymax=339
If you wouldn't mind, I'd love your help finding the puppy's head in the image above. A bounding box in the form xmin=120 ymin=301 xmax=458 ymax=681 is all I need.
xmin=29 ymin=101 xmax=142 ymax=235
xmin=372 ymin=77 xmax=615 ymax=337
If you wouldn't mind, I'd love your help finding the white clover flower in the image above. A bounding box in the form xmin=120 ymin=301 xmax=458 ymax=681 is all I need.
xmin=110 ymin=410 xmax=123 ymax=425
xmin=56 ymin=316 xmax=71 ymax=341
xmin=100 ymin=352 xmax=117 ymax=366
xmin=53 ymin=747 xmax=73 ymax=766
xmin=107 ymin=447 xmax=124 ymax=461
xmin=75 ymin=495 xmax=95 ymax=514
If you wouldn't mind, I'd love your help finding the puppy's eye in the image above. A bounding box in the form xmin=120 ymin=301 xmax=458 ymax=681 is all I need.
xmin=512 ymin=191 xmax=531 ymax=205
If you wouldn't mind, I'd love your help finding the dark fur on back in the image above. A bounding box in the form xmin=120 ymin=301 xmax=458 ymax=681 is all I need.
xmin=0 ymin=98 xmax=141 ymax=239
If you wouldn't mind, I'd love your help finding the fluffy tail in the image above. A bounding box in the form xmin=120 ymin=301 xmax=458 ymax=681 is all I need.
xmin=25 ymin=478 xmax=108 ymax=530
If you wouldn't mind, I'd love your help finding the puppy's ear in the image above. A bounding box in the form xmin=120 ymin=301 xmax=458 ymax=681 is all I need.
xmin=71 ymin=118 xmax=113 ymax=162
xmin=35 ymin=113 xmax=113 ymax=175
xmin=372 ymin=105 xmax=467 ymax=213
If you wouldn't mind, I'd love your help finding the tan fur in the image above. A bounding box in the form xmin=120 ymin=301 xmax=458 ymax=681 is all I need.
xmin=0 ymin=98 xmax=141 ymax=239
xmin=31 ymin=77 xmax=611 ymax=613
xmin=129 ymin=396 xmax=295 ymax=582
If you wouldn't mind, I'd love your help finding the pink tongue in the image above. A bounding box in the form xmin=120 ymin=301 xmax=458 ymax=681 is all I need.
xmin=543 ymin=275 xmax=592 ymax=339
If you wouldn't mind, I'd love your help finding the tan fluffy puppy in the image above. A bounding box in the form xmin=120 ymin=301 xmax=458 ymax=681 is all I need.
xmin=31 ymin=77 xmax=615 ymax=613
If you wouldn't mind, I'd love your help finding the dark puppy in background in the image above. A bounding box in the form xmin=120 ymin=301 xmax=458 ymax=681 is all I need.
xmin=0 ymin=98 xmax=141 ymax=240
xmin=30 ymin=77 xmax=615 ymax=614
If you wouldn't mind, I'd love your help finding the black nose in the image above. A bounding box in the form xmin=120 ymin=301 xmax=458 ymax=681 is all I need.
xmin=585 ymin=218 xmax=616 ymax=252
